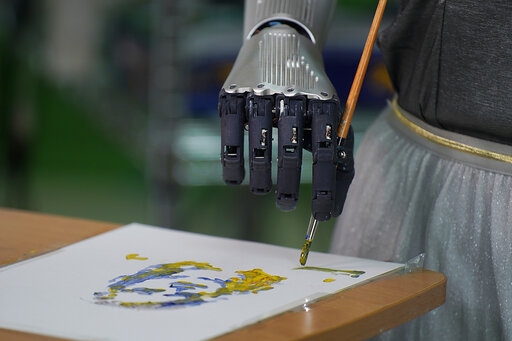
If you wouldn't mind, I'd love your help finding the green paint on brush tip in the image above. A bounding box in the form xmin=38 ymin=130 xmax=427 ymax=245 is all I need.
xmin=299 ymin=240 xmax=312 ymax=266
xmin=293 ymin=266 xmax=366 ymax=278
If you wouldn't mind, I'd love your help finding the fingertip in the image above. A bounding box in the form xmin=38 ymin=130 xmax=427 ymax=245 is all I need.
xmin=276 ymin=192 xmax=298 ymax=211
xmin=313 ymin=212 xmax=331 ymax=221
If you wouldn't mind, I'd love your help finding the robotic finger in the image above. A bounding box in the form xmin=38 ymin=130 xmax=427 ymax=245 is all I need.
xmin=219 ymin=92 xmax=246 ymax=185
xmin=310 ymin=100 xmax=340 ymax=221
xmin=248 ymin=95 xmax=274 ymax=194
xmin=276 ymin=95 xmax=306 ymax=210
xmin=333 ymin=126 xmax=355 ymax=216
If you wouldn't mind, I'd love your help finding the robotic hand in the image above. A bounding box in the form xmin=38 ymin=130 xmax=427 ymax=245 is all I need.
xmin=219 ymin=0 xmax=354 ymax=221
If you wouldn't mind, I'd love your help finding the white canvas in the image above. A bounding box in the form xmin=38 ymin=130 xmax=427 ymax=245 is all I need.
xmin=0 ymin=223 xmax=402 ymax=341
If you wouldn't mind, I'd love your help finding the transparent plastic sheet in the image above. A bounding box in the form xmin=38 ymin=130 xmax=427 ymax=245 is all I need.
xmin=218 ymin=254 xmax=425 ymax=339
xmin=296 ymin=253 xmax=425 ymax=311
xmin=404 ymin=253 xmax=425 ymax=273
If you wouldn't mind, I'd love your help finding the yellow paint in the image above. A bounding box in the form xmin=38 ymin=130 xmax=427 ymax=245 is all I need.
xmin=126 ymin=253 xmax=148 ymax=260
xmin=299 ymin=241 xmax=311 ymax=266
xmin=293 ymin=266 xmax=365 ymax=278
xmin=203 ymin=269 xmax=286 ymax=299
xmin=323 ymin=278 xmax=336 ymax=282
xmin=96 ymin=262 xmax=286 ymax=308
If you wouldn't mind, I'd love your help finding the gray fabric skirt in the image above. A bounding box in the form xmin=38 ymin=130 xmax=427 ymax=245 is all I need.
xmin=331 ymin=100 xmax=512 ymax=340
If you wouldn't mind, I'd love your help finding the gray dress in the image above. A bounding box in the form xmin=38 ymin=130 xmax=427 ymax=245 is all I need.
xmin=330 ymin=0 xmax=512 ymax=339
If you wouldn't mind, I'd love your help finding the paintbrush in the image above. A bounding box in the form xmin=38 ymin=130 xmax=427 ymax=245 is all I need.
xmin=300 ymin=0 xmax=388 ymax=266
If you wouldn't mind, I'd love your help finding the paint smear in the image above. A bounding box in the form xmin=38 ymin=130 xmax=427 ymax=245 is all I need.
xmin=293 ymin=266 xmax=365 ymax=278
xmin=94 ymin=261 xmax=286 ymax=309
xmin=126 ymin=253 xmax=148 ymax=260
xmin=323 ymin=278 xmax=336 ymax=282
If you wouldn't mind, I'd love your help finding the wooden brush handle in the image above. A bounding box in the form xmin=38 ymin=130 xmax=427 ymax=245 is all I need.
xmin=337 ymin=0 xmax=388 ymax=140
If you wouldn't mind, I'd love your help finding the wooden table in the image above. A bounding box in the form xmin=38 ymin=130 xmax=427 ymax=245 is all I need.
xmin=0 ymin=208 xmax=446 ymax=341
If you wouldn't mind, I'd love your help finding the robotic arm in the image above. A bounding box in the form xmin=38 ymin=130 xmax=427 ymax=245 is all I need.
xmin=219 ymin=0 xmax=354 ymax=221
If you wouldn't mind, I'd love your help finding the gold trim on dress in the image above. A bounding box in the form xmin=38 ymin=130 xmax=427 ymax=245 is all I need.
xmin=391 ymin=98 xmax=512 ymax=164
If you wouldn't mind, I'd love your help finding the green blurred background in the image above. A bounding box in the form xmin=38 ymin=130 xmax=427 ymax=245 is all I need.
xmin=0 ymin=0 xmax=396 ymax=253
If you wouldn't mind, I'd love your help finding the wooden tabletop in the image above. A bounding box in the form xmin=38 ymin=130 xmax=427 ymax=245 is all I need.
xmin=0 ymin=208 xmax=446 ymax=341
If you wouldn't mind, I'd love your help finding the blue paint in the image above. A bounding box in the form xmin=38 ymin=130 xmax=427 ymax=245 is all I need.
xmin=197 ymin=277 xmax=228 ymax=287
xmin=94 ymin=262 xmax=286 ymax=309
